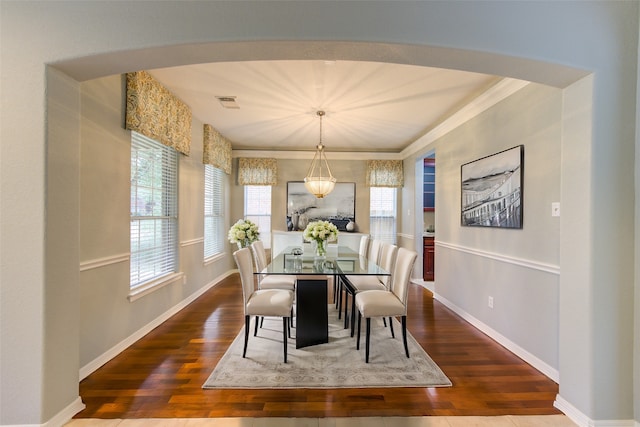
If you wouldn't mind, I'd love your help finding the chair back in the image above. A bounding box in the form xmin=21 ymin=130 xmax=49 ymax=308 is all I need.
xmin=390 ymin=248 xmax=418 ymax=308
xmin=368 ymin=239 xmax=383 ymax=265
xmin=233 ymin=247 xmax=256 ymax=307
xmin=377 ymin=243 xmax=398 ymax=288
xmin=358 ymin=235 xmax=370 ymax=258
xmin=250 ymin=240 xmax=268 ymax=273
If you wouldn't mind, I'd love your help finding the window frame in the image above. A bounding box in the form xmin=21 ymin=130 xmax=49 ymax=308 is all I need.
xmin=244 ymin=185 xmax=272 ymax=249
xmin=204 ymin=165 xmax=225 ymax=262
xmin=369 ymin=186 xmax=397 ymax=245
xmin=129 ymin=131 xmax=181 ymax=301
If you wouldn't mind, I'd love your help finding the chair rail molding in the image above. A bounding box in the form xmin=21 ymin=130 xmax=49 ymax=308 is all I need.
xmin=437 ymin=241 xmax=560 ymax=275
xmin=180 ymin=237 xmax=204 ymax=247
xmin=79 ymin=252 xmax=130 ymax=272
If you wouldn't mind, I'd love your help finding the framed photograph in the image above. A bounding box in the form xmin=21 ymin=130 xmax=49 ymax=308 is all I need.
xmin=287 ymin=182 xmax=355 ymax=231
xmin=461 ymin=145 xmax=523 ymax=229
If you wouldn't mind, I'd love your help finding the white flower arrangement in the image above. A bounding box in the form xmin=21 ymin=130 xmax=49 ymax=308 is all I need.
xmin=228 ymin=219 xmax=260 ymax=248
xmin=303 ymin=220 xmax=339 ymax=248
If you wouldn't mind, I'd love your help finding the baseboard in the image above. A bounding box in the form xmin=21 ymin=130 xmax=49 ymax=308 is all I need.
xmin=434 ymin=292 xmax=559 ymax=382
xmin=79 ymin=270 xmax=235 ymax=380
xmin=554 ymin=394 xmax=637 ymax=427
xmin=1 ymin=397 xmax=84 ymax=427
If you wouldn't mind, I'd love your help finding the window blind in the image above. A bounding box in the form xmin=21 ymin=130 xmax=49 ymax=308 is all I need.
xmin=204 ymin=165 xmax=225 ymax=258
xmin=130 ymin=131 xmax=178 ymax=288
xmin=369 ymin=187 xmax=397 ymax=245
xmin=244 ymin=185 xmax=271 ymax=248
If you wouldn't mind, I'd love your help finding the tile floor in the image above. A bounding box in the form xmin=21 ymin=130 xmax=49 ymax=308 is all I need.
xmin=66 ymin=415 xmax=577 ymax=426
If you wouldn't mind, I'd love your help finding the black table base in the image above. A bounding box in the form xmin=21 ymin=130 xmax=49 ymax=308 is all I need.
xmin=295 ymin=279 xmax=329 ymax=348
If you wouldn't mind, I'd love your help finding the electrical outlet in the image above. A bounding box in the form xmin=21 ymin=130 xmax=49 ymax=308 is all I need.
xmin=551 ymin=202 xmax=560 ymax=217
xmin=488 ymin=296 xmax=494 ymax=309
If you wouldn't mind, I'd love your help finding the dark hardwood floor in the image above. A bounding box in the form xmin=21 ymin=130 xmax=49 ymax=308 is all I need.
xmin=76 ymin=274 xmax=560 ymax=418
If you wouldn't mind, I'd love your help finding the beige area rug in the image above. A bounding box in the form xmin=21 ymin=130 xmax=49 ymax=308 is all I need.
xmin=203 ymin=306 xmax=452 ymax=389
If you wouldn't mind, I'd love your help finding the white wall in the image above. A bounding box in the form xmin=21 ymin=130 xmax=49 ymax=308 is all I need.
xmin=0 ymin=1 xmax=637 ymax=425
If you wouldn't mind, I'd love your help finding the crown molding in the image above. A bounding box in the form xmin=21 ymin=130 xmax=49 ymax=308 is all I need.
xmin=401 ymin=78 xmax=530 ymax=158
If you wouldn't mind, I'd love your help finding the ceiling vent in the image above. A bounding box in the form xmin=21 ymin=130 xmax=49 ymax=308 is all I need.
xmin=216 ymin=96 xmax=239 ymax=109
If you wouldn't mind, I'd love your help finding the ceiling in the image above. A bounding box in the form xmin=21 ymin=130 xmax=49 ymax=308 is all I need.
xmin=149 ymin=60 xmax=501 ymax=154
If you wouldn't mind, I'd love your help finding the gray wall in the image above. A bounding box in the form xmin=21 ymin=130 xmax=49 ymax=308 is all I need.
xmin=406 ymin=83 xmax=562 ymax=372
xmin=79 ymin=75 xmax=235 ymax=369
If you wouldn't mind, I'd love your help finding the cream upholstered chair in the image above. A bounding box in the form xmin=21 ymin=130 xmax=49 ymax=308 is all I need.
xmin=355 ymin=247 xmax=418 ymax=363
xmin=250 ymin=240 xmax=296 ymax=291
xmin=358 ymin=235 xmax=370 ymax=258
xmin=345 ymin=242 xmax=397 ymax=335
xmin=233 ymin=247 xmax=294 ymax=363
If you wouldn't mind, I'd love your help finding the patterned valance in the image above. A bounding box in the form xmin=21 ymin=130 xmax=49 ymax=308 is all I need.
xmin=366 ymin=160 xmax=404 ymax=187
xmin=203 ymin=124 xmax=232 ymax=175
xmin=238 ymin=158 xmax=278 ymax=186
xmin=125 ymin=71 xmax=191 ymax=155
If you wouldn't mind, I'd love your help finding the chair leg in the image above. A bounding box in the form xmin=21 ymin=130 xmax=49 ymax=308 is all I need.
xmin=389 ymin=316 xmax=395 ymax=338
xmin=383 ymin=317 xmax=387 ymax=327
xmin=243 ymin=315 xmax=250 ymax=358
xmin=260 ymin=316 xmax=264 ymax=328
xmin=287 ymin=316 xmax=292 ymax=338
xmin=356 ymin=312 xmax=362 ymax=350
xmin=254 ymin=316 xmax=260 ymax=336
xmin=402 ymin=316 xmax=410 ymax=358
xmin=282 ymin=317 xmax=288 ymax=363
xmin=350 ymin=293 xmax=357 ymax=337
xmin=343 ymin=292 xmax=350 ymax=328
xmin=365 ymin=318 xmax=371 ymax=363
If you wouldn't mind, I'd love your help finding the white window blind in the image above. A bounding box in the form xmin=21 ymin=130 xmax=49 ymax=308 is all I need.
xmin=130 ymin=131 xmax=178 ymax=288
xmin=204 ymin=165 xmax=225 ymax=259
xmin=370 ymin=187 xmax=397 ymax=245
xmin=244 ymin=185 xmax=271 ymax=248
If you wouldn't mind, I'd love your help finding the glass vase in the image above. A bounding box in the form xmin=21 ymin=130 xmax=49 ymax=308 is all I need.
xmin=315 ymin=239 xmax=326 ymax=258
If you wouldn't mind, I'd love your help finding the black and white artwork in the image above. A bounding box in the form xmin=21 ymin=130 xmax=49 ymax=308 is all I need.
xmin=287 ymin=182 xmax=355 ymax=231
xmin=461 ymin=145 xmax=523 ymax=229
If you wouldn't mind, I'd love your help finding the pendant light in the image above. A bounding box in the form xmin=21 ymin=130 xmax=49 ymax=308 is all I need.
xmin=304 ymin=111 xmax=336 ymax=198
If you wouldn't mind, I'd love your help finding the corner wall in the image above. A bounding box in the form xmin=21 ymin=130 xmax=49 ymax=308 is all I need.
xmin=407 ymin=83 xmax=563 ymax=375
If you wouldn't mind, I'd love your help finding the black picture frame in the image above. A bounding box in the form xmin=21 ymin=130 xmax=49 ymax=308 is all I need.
xmin=461 ymin=145 xmax=524 ymax=229
xmin=286 ymin=181 xmax=355 ymax=231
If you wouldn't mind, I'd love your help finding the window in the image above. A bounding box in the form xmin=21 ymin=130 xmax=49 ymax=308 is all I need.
xmin=130 ymin=131 xmax=178 ymax=289
xmin=370 ymin=187 xmax=397 ymax=244
xmin=244 ymin=185 xmax=271 ymax=248
xmin=204 ymin=165 xmax=225 ymax=259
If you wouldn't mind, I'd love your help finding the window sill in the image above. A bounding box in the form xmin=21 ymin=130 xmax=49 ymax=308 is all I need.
xmin=128 ymin=272 xmax=184 ymax=302
xmin=204 ymin=252 xmax=225 ymax=266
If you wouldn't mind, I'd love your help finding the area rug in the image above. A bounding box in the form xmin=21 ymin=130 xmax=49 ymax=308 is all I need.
xmin=203 ymin=306 xmax=451 ymax=389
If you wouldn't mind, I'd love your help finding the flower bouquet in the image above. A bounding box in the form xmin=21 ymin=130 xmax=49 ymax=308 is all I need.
xmin=228 ymin=219 xmax=260 ymax=249
xmin=303 ymin=220 xmax=339 ymax=257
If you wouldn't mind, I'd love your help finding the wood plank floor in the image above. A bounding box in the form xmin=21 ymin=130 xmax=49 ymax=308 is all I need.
xmin=76 ymin=275 xmax=561 ymax=419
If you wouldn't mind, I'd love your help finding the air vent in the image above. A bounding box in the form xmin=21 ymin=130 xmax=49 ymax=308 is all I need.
xmin=215 ymin=96 xmax=239 ymax=109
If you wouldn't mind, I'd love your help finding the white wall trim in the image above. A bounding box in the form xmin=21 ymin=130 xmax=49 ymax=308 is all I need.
xmin=79 ymin=253 xmax=129 ymax=272
xmin=397 ymin=233 xmax=415 ymax=241
xmin=434 ymin=292 xmax=559 ymax=383
xmin=41 ymin=397 xmax=86 ymax=427
xmin=554 ymin=394 xmax=636 ymax=427
xmin=437 ymin=240 xmax=560 ymax=275
xmin=180 ymin=237 xmax=204 ymax=247
xmin=79 ymin=269 xmax=235 ymax=380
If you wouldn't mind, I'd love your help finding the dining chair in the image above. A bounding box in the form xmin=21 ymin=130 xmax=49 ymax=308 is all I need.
xmin=250 ymin=240 xmax=296 ymax=291
xmin=355 ymin=247 xmax=418 ymax=363
xmin=344 ymin=242 xmax=397 ymax=335
xmin=233 ymin=247 xmax=294 ymax=363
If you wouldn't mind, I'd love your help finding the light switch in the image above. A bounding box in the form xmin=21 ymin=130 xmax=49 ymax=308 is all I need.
xmin=551 ymin=202 xmax=560 ymax=217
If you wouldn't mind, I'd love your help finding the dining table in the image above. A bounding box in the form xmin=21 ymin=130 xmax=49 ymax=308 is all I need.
xmin=258 ymin=245 xmax=390 ymax=349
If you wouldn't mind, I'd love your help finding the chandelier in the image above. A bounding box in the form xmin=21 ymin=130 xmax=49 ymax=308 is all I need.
xmin=304 ymin=111 xmax=336 ymax=198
